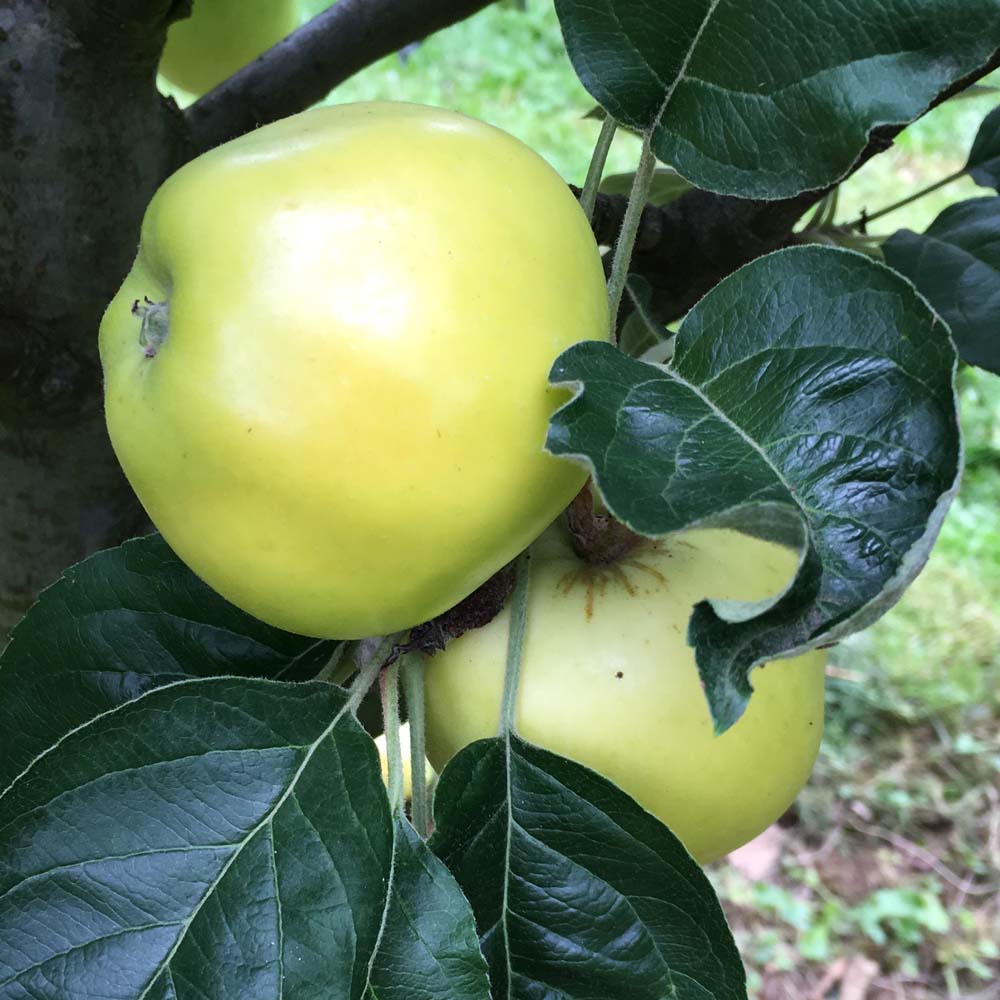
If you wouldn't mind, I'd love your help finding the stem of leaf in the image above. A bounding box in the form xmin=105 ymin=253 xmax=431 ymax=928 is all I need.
xmin=848 ymin=166 xmax=966 ymax=228
xmin=402 ymin=655 xmax=431 ymax=838
xmin=382 ymin=658 xmax=404 ymax=815
xmin=497 ymin=552 xmax=531 ymax=736
xmin=606 ymin=134 xmax=656 ymax=342
xmin=803 ymin=192 xmax=832 ymax=231
xmin=579 ymin=114 xmax=618 ymax=224
xmin=821 ymin=185 xmax=840 ymax=227
xmin=345 ymin=635 xmax=396 ymax=717
xmin=314 ymin=641 xmax=354 ymax=686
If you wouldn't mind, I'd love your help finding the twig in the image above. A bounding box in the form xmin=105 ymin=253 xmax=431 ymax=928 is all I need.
xmin=606 ymin=135 xmax=656 ymax=337
xmin=846 ymin=817 xmax=1000 ymax=896
xmin=401 ymin=656 xmax=431 ymax=838
xmin=498 ymin=553 xmax=531 ymax=736
xmin=847 ymin=166 xmax=967 ymax=229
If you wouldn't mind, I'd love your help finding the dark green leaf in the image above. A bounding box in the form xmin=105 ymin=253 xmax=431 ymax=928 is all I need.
xmin=368 ymin=817 xmax=490 ymax=1000
xmin=431 ymin=736 xmax=746 ymax=999
xmin=548 ymin=246 xmax=960 ymax=731
xmin=884 ymin=197 xmax=1000 ymax=373
xmin=967 ymin=105 xmax=1000 ymax=190
xmin=0 ymin=678 xmax=393 ymax=1000
xmin=0 ymin=534 xmax=335 ymax=791
xmin=555 ymin=0 xmax=1000 ymax=198
xmin=599 ymin=167 xmax=692 ymax=205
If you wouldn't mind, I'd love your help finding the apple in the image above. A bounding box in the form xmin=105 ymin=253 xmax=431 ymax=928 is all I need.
xmin=422 ymin=524 xmax=826 ymax=863
xmin=99 ymin=102 xmax=608 ymax=639
xmin=159 ymin=0 xmax=299 ymax=97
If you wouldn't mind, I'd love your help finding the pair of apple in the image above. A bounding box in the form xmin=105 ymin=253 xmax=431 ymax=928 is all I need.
xmin=101 ymin=93 xmax=823 ymax=864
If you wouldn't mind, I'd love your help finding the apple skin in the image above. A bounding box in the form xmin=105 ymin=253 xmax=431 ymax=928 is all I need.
xmin=422 ymin=525 xmax=826 ymax=864
xmin=99 ymin=103 xmax=607 ymax=639
xmin=374 ymin=723 xmax=436 ymax=801
xmin=159 ymin=0 xmax=299 ymax=97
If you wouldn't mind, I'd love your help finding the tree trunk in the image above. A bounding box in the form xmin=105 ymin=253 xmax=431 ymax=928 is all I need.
xmin=0 ymin=0 xmax=191 ymax=637
xmin=0 ymin=0 xmax=494 ymax=641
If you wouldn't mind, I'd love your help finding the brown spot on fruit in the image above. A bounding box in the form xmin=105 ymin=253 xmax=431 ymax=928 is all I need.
xmin=557 ymin=553 xmax=661 ymax=621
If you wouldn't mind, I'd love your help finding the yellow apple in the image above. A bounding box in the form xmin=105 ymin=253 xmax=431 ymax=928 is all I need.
xmin=374 ymin=723 xmax=436 ymax=801
xmin=99 ymin=103 xmax=607 ymax=639
xmin=422 ymin=525 xmax=826 ymax=864
xmin=159 ymin=0 xmax=299 ymax=97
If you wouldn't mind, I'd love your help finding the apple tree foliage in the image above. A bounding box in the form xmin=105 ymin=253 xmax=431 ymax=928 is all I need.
xmin=2 ymin=0 xmax=999 ymax=997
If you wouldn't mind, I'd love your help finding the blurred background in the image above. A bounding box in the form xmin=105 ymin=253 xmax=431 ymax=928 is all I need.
xmin=178 ymin=2 xmax=1000 ymax=994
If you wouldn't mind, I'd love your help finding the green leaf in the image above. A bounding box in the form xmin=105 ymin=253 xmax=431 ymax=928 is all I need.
xmin=554 ymin=0 xmax=1000 ymax=198
xmin=967 ymin=105 xmax=1000 ymax=190
xmin=431 ymin=736 xmax=747 ymax=1000
xmin=883 ymin=197 xmax=1000 ymax=374
xmin=368 ymin=817 xmax=491 ymax=1000
xmin=0 ymin=534 xmax=335 ymax=792
xmin=547 ymin=246 xmax=960 ymax=731
xmin=599 ymin=167 xmax=692 ymax=205
xmin=0 ymin=678 xmax=393 ymax=999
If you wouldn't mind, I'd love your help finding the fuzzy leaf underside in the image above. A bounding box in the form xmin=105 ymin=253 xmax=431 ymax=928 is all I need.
xmin=547 ymin=246 xmax=960 ymax=731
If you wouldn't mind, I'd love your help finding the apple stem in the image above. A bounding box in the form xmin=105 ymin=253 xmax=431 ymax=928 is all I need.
xmin=497 ymin=551 xmax=532 ymax=737
xmin=402 ymin=655 xmax=431 ymax=838
xmin=606 ymin=135 xmax=657 ymax=343
xmin=567 ymin=481 xmax=644 ymax=564
xmin=314 ymin=641 xmax=353 ymax=685
xmin=381 ymin=658 xmax=405 ymax=815
xmin=579 ymin=114 xmax=618 ymax=224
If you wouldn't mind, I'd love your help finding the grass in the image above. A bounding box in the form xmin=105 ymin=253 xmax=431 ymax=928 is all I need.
xmin=301 ymin=3 xmax=1000 ymax=993
xmin=299 ymin=0 xmax=645 ymax=183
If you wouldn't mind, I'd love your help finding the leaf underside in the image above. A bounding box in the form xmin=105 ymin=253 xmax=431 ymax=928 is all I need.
xmin=547 ymin=245 xmax=960 ymax=730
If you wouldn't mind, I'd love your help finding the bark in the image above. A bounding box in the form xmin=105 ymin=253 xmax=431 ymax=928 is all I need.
xmin=187 ymin=0 xmax=495 ymax=152
xmin=0 ymin=0 xmax=493 ymax=639
xmin=0 ymin=0 xmax=192 ymax=636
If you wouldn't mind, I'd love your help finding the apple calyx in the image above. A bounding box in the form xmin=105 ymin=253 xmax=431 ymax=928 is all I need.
xmin=132 ymin=297 xmax=170 ymax=358
xmin=391 ymin=562 xmax=517 ymax=662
